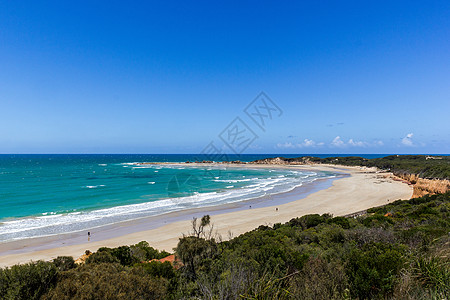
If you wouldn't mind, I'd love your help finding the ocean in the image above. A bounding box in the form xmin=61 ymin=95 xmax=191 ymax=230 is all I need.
xmin=0 ymin=154 xmax=385 ymax=242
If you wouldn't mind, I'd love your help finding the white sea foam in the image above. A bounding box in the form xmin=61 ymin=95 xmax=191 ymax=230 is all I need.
xmin=213 ymin=178 xmax=255 ymax=183
xmin=84 ymin=185 xmax=106 ymax=189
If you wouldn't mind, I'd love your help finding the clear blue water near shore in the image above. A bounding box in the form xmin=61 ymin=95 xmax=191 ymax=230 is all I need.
xmin=0 ymin=154 xmax=398 ymax=242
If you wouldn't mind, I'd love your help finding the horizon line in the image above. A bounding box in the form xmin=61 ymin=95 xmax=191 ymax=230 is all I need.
xmin=0 ymin=153 xmax=448 ymax=156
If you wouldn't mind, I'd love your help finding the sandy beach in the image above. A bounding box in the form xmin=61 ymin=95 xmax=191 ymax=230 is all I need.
xmin=0 ymin=164 xmax=412 ymax=267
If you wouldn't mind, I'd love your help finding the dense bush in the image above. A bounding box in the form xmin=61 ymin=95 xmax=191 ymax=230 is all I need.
xmin=345 ymin=242 xmax=406 ymax=298
xmin=42 ymin=263 xmax=168 ymax=299
xmin=177 ymin=236 xmax=219 ymax=279
xmin=0 ymin=261 xmax=57 ymax=300
xmin=52 ymin=256 xmax=76 ymax=271
xmin=86 ymin=250 xmax=119 ymax=264
xmin=289 ymin=256 xmax=349 ymax=299
xmin=136 ymin=261 xmax=176 ymax=280
xmin=327 ymin=216 xmax=351 ymax=229
xmin=88 ymin=241 xmax=171 ymax=266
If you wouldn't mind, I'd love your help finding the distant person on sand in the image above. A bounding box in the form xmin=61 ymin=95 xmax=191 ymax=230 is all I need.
xmin=88 ymin=231 xmax=90 ymax=241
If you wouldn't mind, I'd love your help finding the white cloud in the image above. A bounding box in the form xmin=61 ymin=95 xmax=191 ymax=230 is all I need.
xmin=298 ymin=139 xmax=326 ymax=148
xmin=331 ymin=136 xmax=345 ymax=147
xmin=348 ymin=139 xmax=367 ymax=147
xmin=276 ymin=138 xmax=324 ymax=149
xmin=401 ymin=133 xmax=414 ymax=146
xmin=300 ymin=139 xmax=323 ymax=147
xmin=276 ymin=142 xmax=296 ymax=149
xmin=302 ymin=139 xmax=315 ymax=147
xmin=330 ymin=136 xmax=383 ymax=148
xmin=278 ymin=137 xmax=384 ymax=149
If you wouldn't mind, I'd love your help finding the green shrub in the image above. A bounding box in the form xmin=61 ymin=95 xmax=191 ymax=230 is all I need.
xmin=0 ymin=261 xmax=57 ymax=300
xmin=93 ymin=242 xmax=171 ymax=266
xmin=136 ymin=261 xmax=176 ymax=280
xmin=346 ymin=242 xmax=405 ymax=299
xmin=327 ymin=216 xmax=351 ymax=229
xmin=289 ymin=256 xmax=349 ymax=299
xmin=362 ymin=214 xmax=394 ymax=227
xmin=289 ymin=213 xmax=329 ymax=229
xmin=130 ymin=241 xmax=170 ymax=261
xmin=52 ymin=256 xmax=75 ymax=271
xmin=176 ymin=236 xmax=218 ymax=279
xmin=42 ymin=263 xmax=168 ymax=299
xmin=413 ymin=256 xmax=449 ymax=297
xmin=86 ymin=250 xmax=119 ymax=264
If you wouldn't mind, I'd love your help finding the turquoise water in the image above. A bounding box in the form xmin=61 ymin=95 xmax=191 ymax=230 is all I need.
xmin=0 ymin=154 xmax=343 ymax=241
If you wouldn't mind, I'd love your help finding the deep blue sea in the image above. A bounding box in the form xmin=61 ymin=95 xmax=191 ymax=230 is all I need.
xmin=0 ymin=154 xmax=390 ymax=242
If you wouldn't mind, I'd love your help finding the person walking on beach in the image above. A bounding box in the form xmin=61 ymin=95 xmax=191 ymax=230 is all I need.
xmin=88 ymin=231 xmax=91 ymax=241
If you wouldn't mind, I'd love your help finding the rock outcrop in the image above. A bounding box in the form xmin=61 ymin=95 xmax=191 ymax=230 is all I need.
xmin=250 ymin=157 xmax=289 ymax=165
xmin=75 ymin=250 xmax=92 ymax=264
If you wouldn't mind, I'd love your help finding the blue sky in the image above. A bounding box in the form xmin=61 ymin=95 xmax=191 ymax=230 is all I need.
xmin=0 ymin=1 xmax=449 ymax=154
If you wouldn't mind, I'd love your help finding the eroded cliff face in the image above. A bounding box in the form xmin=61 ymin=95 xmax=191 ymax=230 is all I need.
xmin=395 ymin=173 xmax=450 ymax=198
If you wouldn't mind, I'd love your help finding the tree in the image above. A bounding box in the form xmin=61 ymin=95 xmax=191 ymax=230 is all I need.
xmin=191 ymin=215 xmax=212 ymax=238
xmin=176 ymin=215 xmax=218 ymax=279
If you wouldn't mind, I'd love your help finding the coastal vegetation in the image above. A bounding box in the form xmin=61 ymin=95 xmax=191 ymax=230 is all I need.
xmin=276 ymin=155 xmax=450 ymax=180
xmin=1 ymin=192 xmax=449 ymax=299
xmin=253 ymin=155 xmax=450 ymax=197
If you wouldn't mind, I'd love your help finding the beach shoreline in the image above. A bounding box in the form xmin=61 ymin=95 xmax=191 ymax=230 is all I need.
xmin=0 ymin=163 xmax=413 ymax=267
